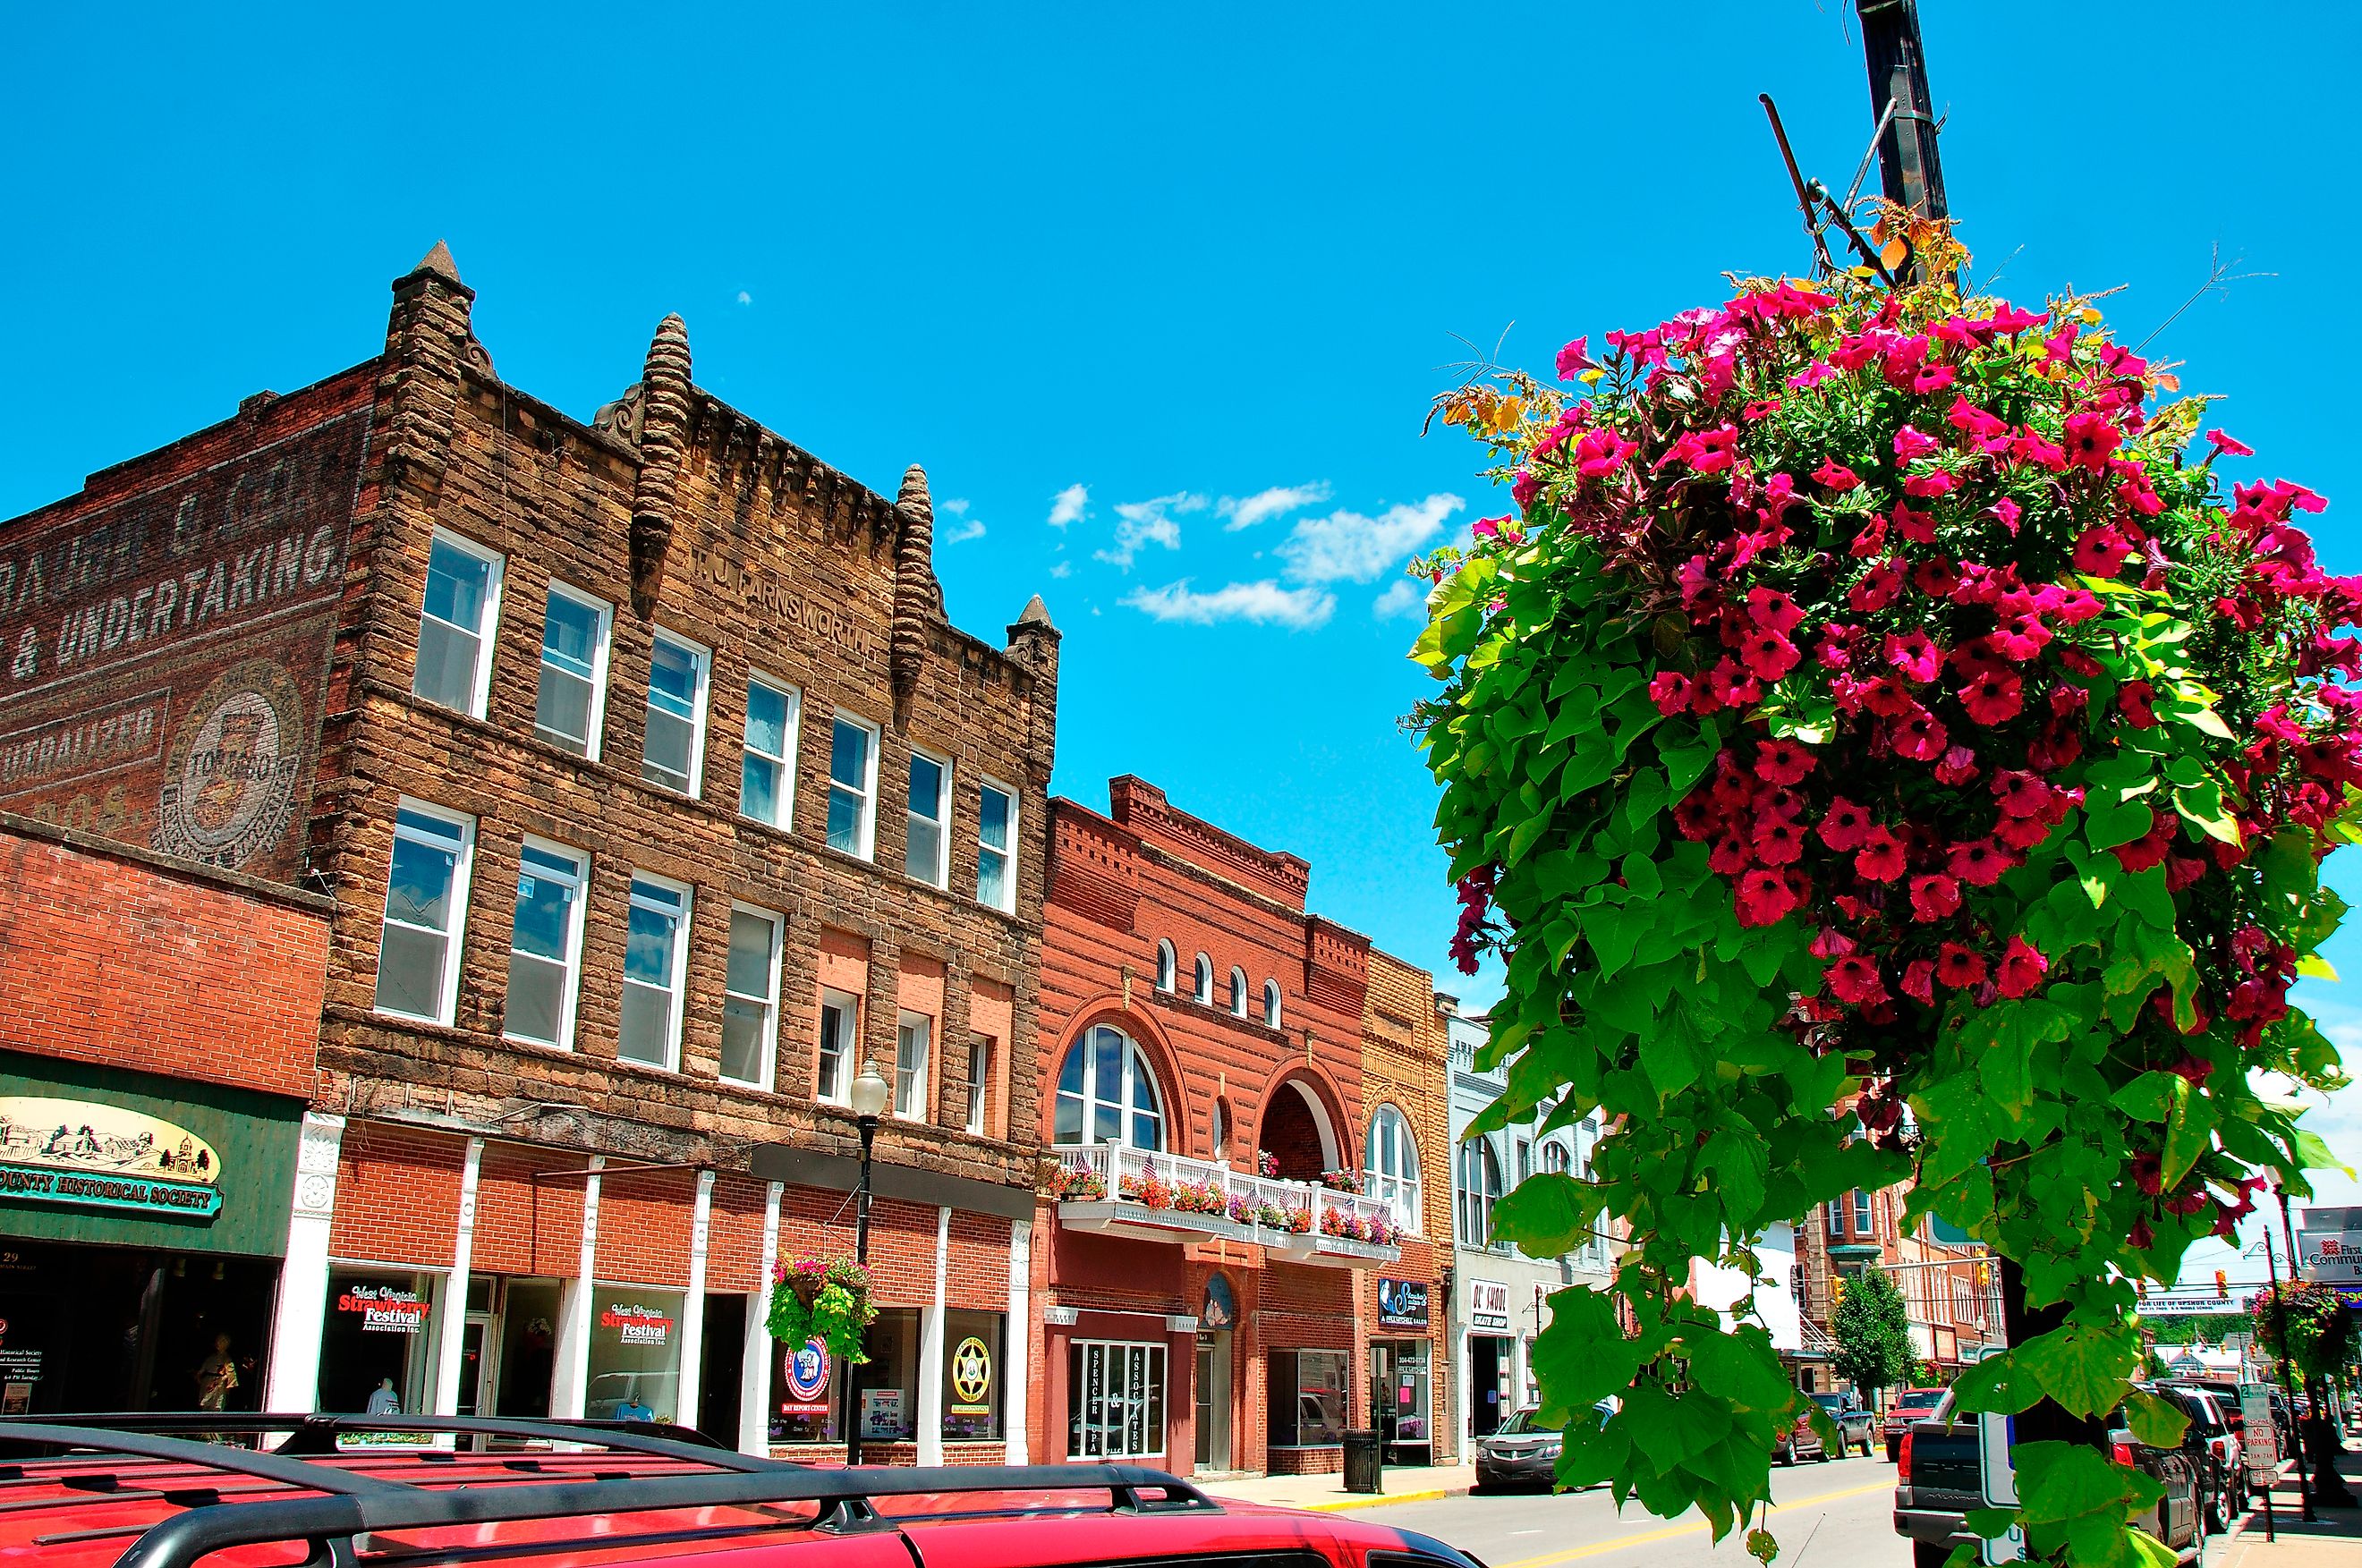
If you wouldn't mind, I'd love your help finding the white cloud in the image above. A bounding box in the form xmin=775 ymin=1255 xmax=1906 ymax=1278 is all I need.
xmin=735 ymin=291 xmax=752 ymax=305
xmin=1049 ymin=561 xmax=1073 ymax=579
xmin=1278 ymin=493 xmax=1464 ymax=585
xmin=1220 ymin=481 xmax=1331 ymax=533
xmin=1095 ymin=491 xmax=1206 ymax=570
xmin=1047 ymin=484 xmax=1089 ymax=530
xmin=937 ymin=498 xmax=984 ymax=543
xmin=1123 ymin=578 xmax=1335 ymax=630
xmin=1372 ymin=579 xmax=1428 ymax=621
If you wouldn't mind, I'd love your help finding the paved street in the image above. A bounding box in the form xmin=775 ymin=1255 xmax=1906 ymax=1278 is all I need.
xmin=1370 ymin=1455 xmax=1900 ymax=1568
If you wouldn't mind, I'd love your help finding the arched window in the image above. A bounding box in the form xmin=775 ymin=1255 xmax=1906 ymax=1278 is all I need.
xmin=1210 ymin=1099 xmax=1228 ymax=1157
xmin=1193 ymin=954 xmax=1213 ymax=1005
xmin=1542 ymin=1141 xmax=1572 ymax=1177
xmin=1053 ymin=1024 xmax=1165 ymax=1149
xmin=1364 ymin=1105 xmax=1421 ymax=1232
xmin=1262 ymin=979 xmax=1282 ymax=1029
xmin=1228 ymin=967 xmax=1249 ymax=1018
xmin=1457 ymin=1139 xmax=1503 ymax=1248
xmin=1154 ymin=940 xmax=1176 ymax=993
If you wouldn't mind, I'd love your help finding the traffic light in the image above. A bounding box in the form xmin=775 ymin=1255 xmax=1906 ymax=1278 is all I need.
xmin=2215 ymin=1271 xmax=2230 ymax=1300
xmin=1831 ymin=1277 xmax=1845 ymax=1309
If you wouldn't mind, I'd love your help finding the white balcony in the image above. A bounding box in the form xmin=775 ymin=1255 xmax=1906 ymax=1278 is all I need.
xmin=1047 ymin=1144 xmax=1403 ymax=1266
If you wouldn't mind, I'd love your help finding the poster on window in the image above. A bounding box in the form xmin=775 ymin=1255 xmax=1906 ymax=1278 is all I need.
xmin=863 ymin=1387 xmax=905 ymax=1438
xmin=336 ymin=1282 xmax=427 ymax=1334
xmin=779 ymin=1339 xmax=830 ymax=1416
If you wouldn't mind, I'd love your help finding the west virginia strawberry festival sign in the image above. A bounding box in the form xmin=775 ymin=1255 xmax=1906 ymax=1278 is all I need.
xmin=1415 ymin=216 xmax=2356 ymax=1566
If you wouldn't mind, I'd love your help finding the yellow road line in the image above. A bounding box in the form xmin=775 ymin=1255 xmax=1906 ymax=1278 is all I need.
xmin=1495 ymin=1479 xmax=1892 ymax=1568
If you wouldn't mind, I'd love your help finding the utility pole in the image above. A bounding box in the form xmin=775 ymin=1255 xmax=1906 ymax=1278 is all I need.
xmin=1855 ymin=0 xmax=1948 ymax=224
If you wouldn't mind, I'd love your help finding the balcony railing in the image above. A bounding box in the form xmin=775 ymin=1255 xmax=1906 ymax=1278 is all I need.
xmin=1046 ymin=1144 xmax=1403 ymax=1267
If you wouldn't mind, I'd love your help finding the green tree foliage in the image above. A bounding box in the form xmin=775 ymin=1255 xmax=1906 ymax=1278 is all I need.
xmin=1831 ymin=1268 xmax=1921 ymax=1403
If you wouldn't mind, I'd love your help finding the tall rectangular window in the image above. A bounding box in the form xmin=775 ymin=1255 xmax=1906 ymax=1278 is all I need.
xmin=619 ymin=874 xmax=691 ymax=1068
xmin=533 ymin=584 xmax=611 ymax=758
xmin=740 ymin=676 xmax=800 ymax=828
xmin=964 ymin=1036 xmax=991 ymax=1135
xmin=375 ymin=802 xmax=475 ymax=1024
xmin=905 ymin=749 xmax=950 ymax=886
xmin=827 ymin=713 xmax=879 ymax=858
xmin=817 ymin=987 xmax=859 ymax=1106
xmin=720 ymin=905 xmax=782 ymax=1088
xmin=1853 ymin=1189 xmax=1874 ymax=1235
xmin=412 ymin=532 xmax=503 ymax=717
xmin=895 ymin=1012 xmax=931 ymax=1120
xmin=1066 ymin=1341 xmax=1166 ymax=1460
xmin=505 ymin=840 xmax=587 ymax=1048
xmin=976 ymin=780 xmax=1015 ymax=911
xmin=641 ymin=631 xmax=709 ymax=796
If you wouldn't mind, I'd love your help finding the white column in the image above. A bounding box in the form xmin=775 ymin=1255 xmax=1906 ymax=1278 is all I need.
xmin=739 ymin=1182 xmax=783 ymax=1455
xmin=675 ymin=1170 xmax=714 ymax=1428
xmin=264 ymin=1112 xmax=346 ymax=1411
xmin=432 ymin=1137 xmax=486 ymax=1416
xmin=552 ymin=1156 xmax=603 ymax=1420
xmin=1004 ymin=1218 xmax=1031 ymax=1464
xmin=916 ymin=1206 xmax=950 ymax=1464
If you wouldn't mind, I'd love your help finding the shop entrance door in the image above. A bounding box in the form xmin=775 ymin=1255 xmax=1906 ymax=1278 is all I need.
xmin=456 ymin=1312 xmax=498 ymax=1417
xmin=1470 ymin=1335 xmax=1511 ymax=1437
xmin=1193 ymin=1330 xmax=1232 ymax=1471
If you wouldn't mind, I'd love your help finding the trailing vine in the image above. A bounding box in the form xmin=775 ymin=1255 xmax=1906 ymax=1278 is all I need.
xmin=767 ymin=1256 xmax=876 ymax=1365
xmin=1411 ymin=214 xmax=2357 ymax=1565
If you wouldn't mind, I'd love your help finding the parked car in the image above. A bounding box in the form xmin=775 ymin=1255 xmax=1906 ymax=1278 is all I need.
xmin=1775 ymin=1404 xmax=1831 ymax=1465
xmin=0 ymin=1412 xmax=1489 ymax=1568
xmin=1474 ymin=1402 xmax=1614 ymax=1492
xmin=1808 ymin=1392 xmax=1877 ymax=1457
xmin=1883 ymin=1386 xmax=1949 ymax=1462
xmin=1893 ymin=1392 xmax=2199 ymax=1568
xmin=2156 ymin=1382 xmax=2240 ymax=1535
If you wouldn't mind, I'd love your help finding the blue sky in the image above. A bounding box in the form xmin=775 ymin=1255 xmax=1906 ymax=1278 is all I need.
xmin=6 ymin=4 xmax=2359 ymax=1280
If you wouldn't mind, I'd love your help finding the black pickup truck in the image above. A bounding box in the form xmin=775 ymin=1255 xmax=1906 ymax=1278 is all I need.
xmin=1893 ymin=1392 xmax=2201 ymax=1567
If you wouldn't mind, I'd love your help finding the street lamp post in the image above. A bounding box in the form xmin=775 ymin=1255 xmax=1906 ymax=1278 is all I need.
xmin=844 ymin=1062 xmax=890 ymax=1469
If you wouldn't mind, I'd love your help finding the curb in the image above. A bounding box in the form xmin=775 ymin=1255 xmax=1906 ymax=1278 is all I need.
xmin=1294 ymin=1485 xmax=1471 ymax=1513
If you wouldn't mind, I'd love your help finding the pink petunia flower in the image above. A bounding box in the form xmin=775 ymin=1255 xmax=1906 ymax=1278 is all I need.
xmin=2119 ymin=680 xmax=2158 ymax=728
xmin=1818 ymin=797 xmax=1872 ymax=851
xmin=1746 ymin=586 xmax=1806 ymax=635
xmin=1948 ymin=839 xmax=2012 ymax=886
xmin=1648 ymin=671 xmax=1695 ymax=716
xmin=1908 ymin=873 xmax=1962 ymax=922
xmin=1884 ymin=630 xmax=1942 ymax=683
xmin=2205 ymin=428 xmax=2255 ymax=458
xmin=1996 ymin=937 xmax=2050 ymax=999
xmin=1890 ymin=706 xmax=1950 ymax=762
xmin=1825 ymin=954 xmax=1888 ymax=1005
xmin=1555 ymin=336 xmax=1598 ymax=380
xmin=1814 ymin=458 xmax=1863 ymax=492
xmin=2064 ymin=410 xmax=2123 ymax=473
xmin=1740 ymin=630 xmax=1801 ymax=682
xmin=1893 ymin=425 xmax=1941 ymax=463
xmin=1935 ymin=944 xmax=1990 ymax=989
xmin=1754 ymin=738 xmax=1816 ymax=785
xmin=1854 ymin=826 xmax=1907 ymax=883
xmin=1959 ymin=669 xmax=2025 ymax=725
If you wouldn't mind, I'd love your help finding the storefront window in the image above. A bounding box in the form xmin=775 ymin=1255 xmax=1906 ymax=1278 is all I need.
xmin=494 ymin=1280 xmax=562 ymax=1420
xmin=317 ymin=1267 xmax=435 ymax=1414
xmin=942 ymin=1310 xmax=1004 ymax=1441
xmin=585 ymin=1285 xmax=684 ymax=1422
xmin=1269 ymin=1348 xmax=1349 ymax=1446
xmin=851 ymin=1308 xmax=922 ymax=1441
xmin=1067 ymin=1339 xmax=1166 ymax=1458
xmin=770 ymin=1330 xmax=842 ymax=1445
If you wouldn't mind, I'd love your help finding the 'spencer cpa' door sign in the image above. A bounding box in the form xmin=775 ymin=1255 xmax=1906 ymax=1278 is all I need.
xmin=0 ymin=1097 xmax=222 ymax=1219
xmin=1977 ymin=1411 xmax=2026 ymax=1564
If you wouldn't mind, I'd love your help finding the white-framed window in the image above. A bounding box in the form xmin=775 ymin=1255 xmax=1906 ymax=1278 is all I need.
xmin=1364 ymin=1105 xmax=1421 ymax=1233
xmin=1210 ymin=1101 xmax=1228 ymax=1157
xmin=976 ymin=779 xmax=1016 ymax=912
xmin=412 ymin=530 xmax=503 ymax=717
xmin=1543 ymin=1140 xmax=1572 ymax=1177
xmin=740 ymin=674 xmax=800 ymax=829
xmin=895 ymin=1011 xmax=932 ymax=1120
xmin=905 ymin=747 xmax=951 ymax=887
xmin=1053 ymin=1024 xmax=1165 ymax=1149
xmin=532 ymin=582 xmax=610 ymax=759
xmin=1853 ymin=1189 xmax=1874 ymax=1235
xmin=1457 ymin=1139 xmax=1503 ymax=1249
xmin=1154 ymin=940 xmax=1177 ymax=993
xmin=720 ymin=903 xmax=782 ymax=1088
xmin=1067 ymin=1340 xmax=1166 ymax=1460
xmin=1515 ymin=1137 xmax=1533 ymax=1186
xmin=504 ymin=838 xmax=587 ymax=1048
xmin=827 ymin=712 xmax=880 ymax=859
xmin=816 ymin=987 xmax=859 ymax=1106
xmin=641 ymin=630 xmax=709 ymax=796
xmin=1228 ymin=967 xmax=1249 ymax=1018
xmin=375 ymin=801 xmax=476 ymax=1025
xmin=1192 ymin=954 xmax=1213 ymax=1005
xmin=965 ymin=1036 xmax=991 ymax=1135
xmin=619 ymin=873 xmax=691 ymax=1069
xmin=1262 ymin=979 xmax=1282 ymax=1030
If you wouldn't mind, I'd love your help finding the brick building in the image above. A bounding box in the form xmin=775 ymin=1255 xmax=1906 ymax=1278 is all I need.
xmin=0 ymin=812 xmax=332 ymax=1414
xmin=1029 ymin=778 xmax=1452 ymax=1476
xmin=0 ymin=245 xmax=1058 ymax=1459
xmin=1794 ymin=1179 xmax=1999 ymax=1392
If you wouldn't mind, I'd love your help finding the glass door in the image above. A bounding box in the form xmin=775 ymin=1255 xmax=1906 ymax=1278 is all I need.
xmin=1068 ymin=1340 xmax=1166 ymax=1460
xmin=1194 ymin=1331 xmax=1233 ymax=1471
xmin=456 ymin=1312 xmax=497 ymax=1417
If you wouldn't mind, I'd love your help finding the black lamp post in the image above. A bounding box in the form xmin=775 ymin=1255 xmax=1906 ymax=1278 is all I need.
xmin=844 ymin=1061 xmax=890 ymax=1468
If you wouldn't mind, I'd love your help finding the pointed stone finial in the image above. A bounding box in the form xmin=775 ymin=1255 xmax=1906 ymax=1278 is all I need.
xmin=896 ymin=463 xmax=934 ymax=527
xmin=1016 ymin=594 xmax=1054 ymax=630
xmin=891 ymin=463 xmax=938 ymax=701
xmin=630 ymin=314 xmax=694 ymax=617
xmin=412 ymin=241 xmax=463 ymax=285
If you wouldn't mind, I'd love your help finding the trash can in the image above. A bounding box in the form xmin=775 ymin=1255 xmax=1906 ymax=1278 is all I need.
xmin=1343 ymin=1428 xmax=1385 ymax=1495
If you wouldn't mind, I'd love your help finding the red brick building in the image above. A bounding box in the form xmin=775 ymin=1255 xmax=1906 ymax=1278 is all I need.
xmin=0 ymin=245 xmax=1058 ymax=1458
xmin=1028 ymin=778 xmax=1452 ymax=1476
xmin=0 ymin=812 xmax=332 ymax=1412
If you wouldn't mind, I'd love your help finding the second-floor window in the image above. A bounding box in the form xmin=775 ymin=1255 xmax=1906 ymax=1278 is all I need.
xmin=532 ymin=583 xmax=609 ymax=757
xmin=375 ymin=801 xmax=475 ymax=1025
xmin=413 ymin=532 xmax=502 ymax=717
xmin=505 ymin=840 xmax=587 ymax=1048
xmin=720 ymin=905 xmax=781 ymax=1088
xmin=1054 ymin=1025 xmax=1164 ymax=1149
xmin=1457 ymin=1139 xmax=1503 ymax=1248
xmin=740 ymin=676 xmax=799 ymax=828
xmin=1364 ymin=1105 xmax=1421 ymax=1232
xmin=1193 ymin=954 xmax=1213 ymax=1005
xmin=895 ymin=1012 xmax=931 ymax=1120
xmin=1154 ymin=940 xmax=1177 ymax=992
xmin=1228 ymin=968 xmax=1249 ymax=1018
xmin=641 ymin=631 xmax=709 ymax=796
xmin=1263 ymin=979 xmax=1283 ymax=1030
xmin=905 ymin=750 xmax=950 ymax=887
xmin=619 ymin=874 xmax=690 ymax=1068
xmin=1854 ymin=1189 xmax=1874 ymax=1234
xmin=976 ymin=780 xmax=1015 ymax=911
xmin=816 ymin=987 xmax=859 ymax=1106
xmin=827 ymin=714 xmax=879 ymax=858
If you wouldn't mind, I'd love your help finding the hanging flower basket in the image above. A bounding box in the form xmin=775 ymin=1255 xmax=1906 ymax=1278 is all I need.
xmin=766 ymin=1256 xmax=875 ymax=1365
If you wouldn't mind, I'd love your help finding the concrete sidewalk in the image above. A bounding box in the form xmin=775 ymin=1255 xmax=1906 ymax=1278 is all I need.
xmin=2218 ymin=1445 xmax=2362 ymax=1568
xmin=1202 ymin=1461 xmax=1477 ymax=1513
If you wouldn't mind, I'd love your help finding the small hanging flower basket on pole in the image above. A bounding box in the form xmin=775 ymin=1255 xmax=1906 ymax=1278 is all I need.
xmin=766 ymin=1256 xmax=876 ymax=1365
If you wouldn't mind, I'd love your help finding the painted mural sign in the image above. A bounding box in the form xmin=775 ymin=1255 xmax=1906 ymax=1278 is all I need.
xmin=0 ymin=403 xmax=369 ymax=879
xmin=0 ymin=1095 xmax=224 ymax=1219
